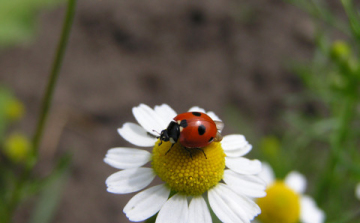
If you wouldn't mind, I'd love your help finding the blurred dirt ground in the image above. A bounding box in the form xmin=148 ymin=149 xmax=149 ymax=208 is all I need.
xmin=0 ymin=0 xmax=316 ymax=222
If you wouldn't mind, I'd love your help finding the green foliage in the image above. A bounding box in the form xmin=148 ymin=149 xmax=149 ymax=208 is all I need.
xmin=0 ymin=86 xmax=72 ymax=223
xmin=0 ymin=0 xmax=64 ymax=48
xmin=0 ymin=0 xmax=75 ymax=221
xmin=29 ymin=154 xmax=71 ymax=223
xmin=226 ymin=1 xmax=360 ymax=222
xmin=262 ymin=0 xmax=360 ymax=222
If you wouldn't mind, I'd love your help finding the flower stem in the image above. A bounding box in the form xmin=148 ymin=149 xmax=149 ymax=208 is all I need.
xmin=6 ymin=0 xmax=77 ymax=221
xmin=32 ymin=0 xmax=77 ymax=161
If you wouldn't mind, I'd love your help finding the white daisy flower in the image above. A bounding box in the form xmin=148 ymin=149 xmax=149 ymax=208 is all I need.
xmin=255 ymin=163 xmax=325 ymax=223
xmin=104 ymin=103 xmax=266 ymax=223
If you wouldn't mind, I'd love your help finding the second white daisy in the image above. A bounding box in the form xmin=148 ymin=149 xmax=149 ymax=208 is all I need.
xmin=256 ymin=163 xmax=325 ymax=223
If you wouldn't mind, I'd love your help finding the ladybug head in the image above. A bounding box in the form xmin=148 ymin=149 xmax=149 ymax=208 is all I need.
xmin=158 ymin=129 xmax=170 ymax=146
xmin=157 ymin=121 xmax=180 ymax=147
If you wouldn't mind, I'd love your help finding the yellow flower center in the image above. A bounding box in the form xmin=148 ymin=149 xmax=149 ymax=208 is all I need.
xmin=151 ymin=140 xmax=225 ymax=196
xmin=257 ymin=181 xmax=300 ymax=223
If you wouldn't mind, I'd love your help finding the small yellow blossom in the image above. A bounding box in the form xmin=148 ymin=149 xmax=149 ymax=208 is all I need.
xmin=3 ymin=132 xmax=32 ymax=163
xmin=5 ymin=99 xmax=25 ymax=121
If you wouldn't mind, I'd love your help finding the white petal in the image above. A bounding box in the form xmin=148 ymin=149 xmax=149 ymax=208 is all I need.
xmin=221 ymin=134 xmax=252 ymax=157
xmin=355 ymin=182 xmax=360 ymax=200
xmin=188 ymin=196 xmax=212 ymax=223
xmin=104 ymin=147 xmax=151 ymax=169
xmin=156 ymin=194 xmax=188 ymax=223
xmin=188 ymin=106 xmax=222 ymax=122
xmin=300 ymin=195 xmax=325 ymax=223
xmin=154 ymin=104 xmax=177 ymax=125
xmin=206 ymin=111 xmax=222 ymax=121
xmin=124 ymin=184 xmax=170 ymax=222
xmin=106 ymin=168 xmax=155 ymax=194
xmin=188 ymin=106 xmax=206 ymax=113
xmin=223 ymin=170 xmax=266 ymax=198
xmin=208 ymin=183 xmax=260 ymax=223
xmin=223 ymin=145 xmax=252 ymax=157
xmin=118 ymin=123 xmax=157 ymax=147
xmin=258 ymin=162 xmax=275 ymax=186
xmin=132 ymin=104 xmax=168 ymax=134
xmin=225 ymin=157 xmax=262 ymax=175
xmin=285 ymin=171 xmax=307 ymax=194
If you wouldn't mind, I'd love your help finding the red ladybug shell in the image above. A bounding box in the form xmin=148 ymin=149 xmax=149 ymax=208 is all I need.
xmin=173 ymin=112 xmax=218 ymax=148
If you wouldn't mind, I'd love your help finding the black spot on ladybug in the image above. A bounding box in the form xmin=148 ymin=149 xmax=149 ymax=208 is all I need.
xmin=208 ymin=137 xmax=214 ymax=142
xmin=180 ymin=119 xmax=188 ymax=128
xmin=198 ymin=125 xmax=206 ymax=135
xmin=192 ymin=112 xmax=201 ymax=116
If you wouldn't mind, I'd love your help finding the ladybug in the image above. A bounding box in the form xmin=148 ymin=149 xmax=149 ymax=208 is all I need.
xmin=158 ymin=111 xmax=224 ymax=158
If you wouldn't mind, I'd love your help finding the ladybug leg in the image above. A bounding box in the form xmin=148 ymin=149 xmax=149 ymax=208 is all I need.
xmin=182 ymin=146 xmax=193 ymax=160
xmin=165 ymin=143 xmax=175 ymax=155
xmin=194 ymin=147 xmax=207 ymax=159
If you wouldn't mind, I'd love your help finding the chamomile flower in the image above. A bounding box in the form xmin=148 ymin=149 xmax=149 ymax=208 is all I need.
xmin=255 ymin=163 xmax=325 ymax=223
xmin=104 ymin=103 xmax=266 ymax=223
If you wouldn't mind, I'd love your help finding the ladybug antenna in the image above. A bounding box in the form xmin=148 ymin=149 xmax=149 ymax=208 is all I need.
xmin=153 ymin=130 xmax=163 ymax=146
xmin=152 ymin=130 xmax=161 ymax=138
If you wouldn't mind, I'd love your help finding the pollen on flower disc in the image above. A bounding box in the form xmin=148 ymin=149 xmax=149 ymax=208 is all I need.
xmin=257 ymin=181 xmax=300 ymax=223
xmin=151 ymin=140 xmax=225 ymax=196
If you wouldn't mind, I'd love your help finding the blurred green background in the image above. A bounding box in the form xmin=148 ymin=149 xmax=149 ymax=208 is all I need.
xmin=0 ymin=0 xmax=359 ymax=222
